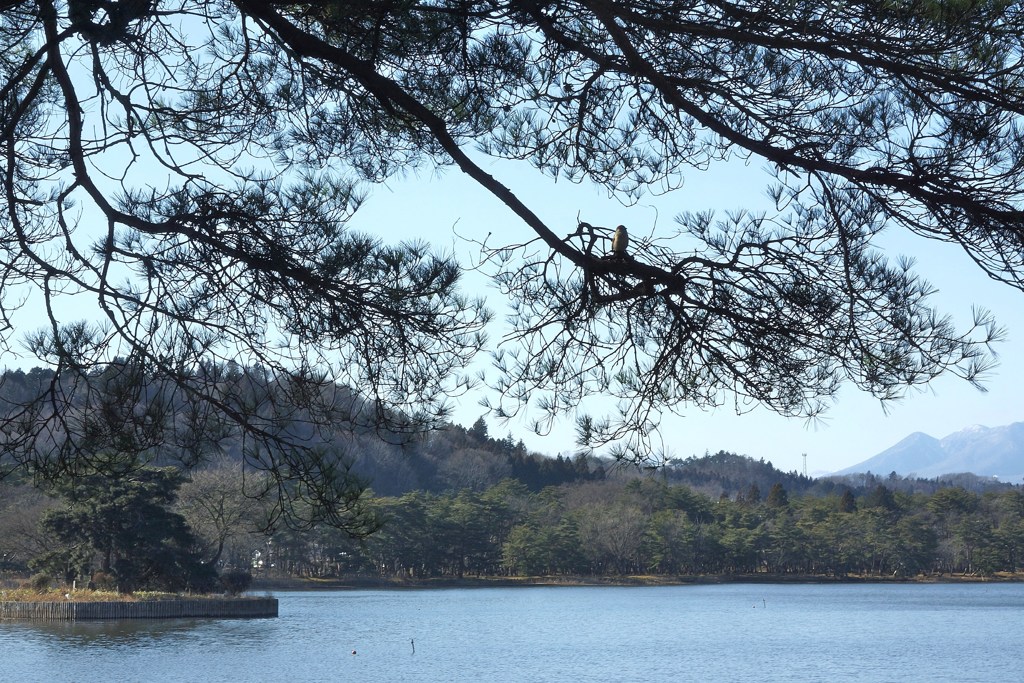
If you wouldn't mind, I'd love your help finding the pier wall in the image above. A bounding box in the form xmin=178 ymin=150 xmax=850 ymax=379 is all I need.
xmin=0 ymin=597 xmax=278 ymax=620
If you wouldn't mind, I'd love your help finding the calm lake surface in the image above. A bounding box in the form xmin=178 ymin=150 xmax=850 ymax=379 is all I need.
xmin=2 ymin=583 xmax=1022 ymax=682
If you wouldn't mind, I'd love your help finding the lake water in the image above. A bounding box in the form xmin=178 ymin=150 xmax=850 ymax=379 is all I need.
xmin=1 ymin=583 xmax=1022 ymax=682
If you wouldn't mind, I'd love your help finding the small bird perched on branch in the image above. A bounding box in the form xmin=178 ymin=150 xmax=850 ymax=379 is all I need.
xmin=611 ymin=224 xmax=629 ymax=256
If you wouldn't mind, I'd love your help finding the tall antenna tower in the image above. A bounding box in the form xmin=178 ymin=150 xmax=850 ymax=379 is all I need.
xmin=802 ymin=453 xmax=808 ymax=478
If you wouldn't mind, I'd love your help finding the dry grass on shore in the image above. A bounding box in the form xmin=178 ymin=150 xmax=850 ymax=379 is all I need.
xmin=0 ymin=587 xmax=181 ymax=603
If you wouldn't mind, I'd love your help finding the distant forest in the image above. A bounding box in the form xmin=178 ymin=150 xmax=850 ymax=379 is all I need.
xmin=1 ymin=367 xmax=1022 ymax=584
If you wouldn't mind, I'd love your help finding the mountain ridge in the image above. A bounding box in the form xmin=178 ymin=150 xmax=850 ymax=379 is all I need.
xmin=834 ymin=421 xmax=1024 ymax=482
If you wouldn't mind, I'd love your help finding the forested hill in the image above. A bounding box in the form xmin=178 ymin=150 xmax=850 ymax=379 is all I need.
xmin=0 ymin=366 xmax=1013 ymax=501
xmin=661 ymin=451 xmax=809 ymax=499
xmin=4 ymin=368 xmax=1023 ymax=585
xmin=346 ymin=418 xmax=814 ymax=499
xmin=347 ymin=421 xmax=1014 ymax=500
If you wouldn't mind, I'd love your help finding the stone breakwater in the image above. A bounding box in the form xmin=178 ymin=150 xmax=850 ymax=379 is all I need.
xmin=0 ymin=597 xmax=278 ymax=620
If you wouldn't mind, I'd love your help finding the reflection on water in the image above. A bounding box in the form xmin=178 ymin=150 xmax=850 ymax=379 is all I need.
xmin=2 ymin=584 xmax=1024 ymax=683
xmin=4 ymin=617 xmax=207 ymax=647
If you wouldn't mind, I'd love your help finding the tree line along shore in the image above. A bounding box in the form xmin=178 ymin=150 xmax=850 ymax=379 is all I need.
xmin=7 ymin=453 xmax=1020 ymax=594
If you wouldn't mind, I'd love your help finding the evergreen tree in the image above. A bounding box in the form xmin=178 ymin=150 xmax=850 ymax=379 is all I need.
xmin=32 ymin=466 xmax=216 ymax=593
xmin=1 ymin=1 xmax=1022 ymax=505
xmin=766 ymin=483 xmax=789 ymax=509
xmin=468 ymin=417 xmax=490 ymax=443
xmin=839 ymin=490 xmax=858 ymax=514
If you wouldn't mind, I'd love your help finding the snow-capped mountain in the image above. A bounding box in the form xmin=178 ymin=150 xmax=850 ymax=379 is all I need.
xmin=834 ymin=422 xmax=1024 ymax=482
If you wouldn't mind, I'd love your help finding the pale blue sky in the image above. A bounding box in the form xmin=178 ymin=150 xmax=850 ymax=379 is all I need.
xmin=354 ymin=155 xmax=1024 ymax=475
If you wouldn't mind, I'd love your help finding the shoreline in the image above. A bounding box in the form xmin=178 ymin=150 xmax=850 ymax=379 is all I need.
xmin=251 ymin=571 xmax=1024 ymax=592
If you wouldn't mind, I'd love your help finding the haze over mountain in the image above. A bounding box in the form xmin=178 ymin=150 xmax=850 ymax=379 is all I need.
xmin=834 ymin=421 xmax=1024 ymax=483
